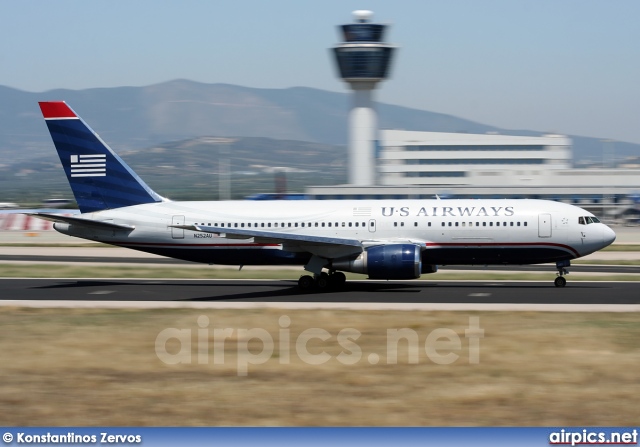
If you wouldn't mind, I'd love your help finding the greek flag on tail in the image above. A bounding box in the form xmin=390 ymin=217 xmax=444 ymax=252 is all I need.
xmin=39 ymin=102 xmax=166 ymax=213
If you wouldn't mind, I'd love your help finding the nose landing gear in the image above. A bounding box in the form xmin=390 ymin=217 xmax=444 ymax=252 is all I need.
xmin=554 ymin=260 xmax=570 ymax=287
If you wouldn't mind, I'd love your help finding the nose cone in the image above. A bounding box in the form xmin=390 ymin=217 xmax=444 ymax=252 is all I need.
xmin=603 ymin=225 xmax=616 ymax=247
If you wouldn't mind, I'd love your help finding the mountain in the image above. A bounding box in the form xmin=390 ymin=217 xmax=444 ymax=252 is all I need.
xmin=0 ymin=79 xmax=638 ymax=166
xmin=0 ymin=135 xmax=347 ymax=202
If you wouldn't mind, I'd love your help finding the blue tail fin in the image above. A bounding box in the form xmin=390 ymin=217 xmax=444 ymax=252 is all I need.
xmin=39 ymin=102 xmax=165 ymax=213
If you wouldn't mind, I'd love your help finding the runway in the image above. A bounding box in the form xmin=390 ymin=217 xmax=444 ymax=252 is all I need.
xmin=1 ymin=250 xmax=639 ymax=274
xmin=2 ymin=253 xmax=639 ymax=274
xmin=1 ymin=279 xmax=639 ymax=308
xmin=1 ymin=242 xmax=639 ymax=311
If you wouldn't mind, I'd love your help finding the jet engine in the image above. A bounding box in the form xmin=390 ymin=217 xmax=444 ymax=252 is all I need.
xmin=332 ymin=244 xmax=423 ymax=279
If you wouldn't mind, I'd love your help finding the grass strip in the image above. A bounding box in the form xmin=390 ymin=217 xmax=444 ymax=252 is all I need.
xmin=0 ymin=308 xmax=639 ymax=426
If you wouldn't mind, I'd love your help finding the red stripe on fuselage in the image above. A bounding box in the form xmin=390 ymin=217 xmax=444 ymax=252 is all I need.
xmin=425 ymin=242 xmax=580 ymax=258
xmin=39 ymin=102 xmax=77 ymax=119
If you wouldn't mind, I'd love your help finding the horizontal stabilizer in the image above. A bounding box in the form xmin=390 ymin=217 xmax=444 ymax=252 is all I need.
xmin=0 ymin=208 xmax=80 ymax=215
xmin=30 ymin=213 xmax=135 ymax=231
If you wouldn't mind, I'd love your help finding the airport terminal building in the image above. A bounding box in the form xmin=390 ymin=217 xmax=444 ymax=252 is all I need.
xmin=377 ymin=130 xmax=571 ymax=185
xmin=307 ymin=129 xmax=640 ymax=222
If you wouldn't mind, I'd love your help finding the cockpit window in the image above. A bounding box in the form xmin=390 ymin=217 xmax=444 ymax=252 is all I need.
xmin=579 ymin=216 xmax=601 ymax=225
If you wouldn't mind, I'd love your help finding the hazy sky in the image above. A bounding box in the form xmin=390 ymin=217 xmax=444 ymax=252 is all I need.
xmin=2 ymin=1 xmax=639 ymax=144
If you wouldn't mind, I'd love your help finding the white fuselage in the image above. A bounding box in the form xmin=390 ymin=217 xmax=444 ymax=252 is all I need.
xmin=53 ymin=198 xmax=616 ymax=268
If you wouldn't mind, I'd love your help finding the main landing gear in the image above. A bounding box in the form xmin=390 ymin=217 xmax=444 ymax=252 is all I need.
xmin=554 ymin=260 xmax=570 ymax=287
xmin=298 ymin=270 xmax=347 ymax=292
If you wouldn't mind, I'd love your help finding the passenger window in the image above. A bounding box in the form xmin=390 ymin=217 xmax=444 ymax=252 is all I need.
xmin=482 ymin=222 xmax=486 ymax=227
xmin=524 ymin=222 xmax=527 ymax=226
xmin=414 ymin=222 xmax=418 ymax=227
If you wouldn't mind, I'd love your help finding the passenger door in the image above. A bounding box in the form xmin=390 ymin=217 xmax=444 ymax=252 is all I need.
xmin=171 ymin=215 xmax=185 ymax=239
xmin=538 ymin=213 xmax=552 ymax=238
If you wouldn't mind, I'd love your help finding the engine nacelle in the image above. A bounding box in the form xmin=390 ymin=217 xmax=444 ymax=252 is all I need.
xmin=332 ymin=244 xmax=422 ymax=280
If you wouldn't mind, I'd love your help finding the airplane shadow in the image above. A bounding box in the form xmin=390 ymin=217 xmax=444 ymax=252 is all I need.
xmin=24 ymin=279 xmax=616 ymax=304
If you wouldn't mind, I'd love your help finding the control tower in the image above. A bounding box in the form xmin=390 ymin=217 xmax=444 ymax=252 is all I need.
xmin=332 ymin=10 xmax=395 ymax=186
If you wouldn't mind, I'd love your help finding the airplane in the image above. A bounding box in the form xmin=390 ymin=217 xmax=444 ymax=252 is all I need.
xmin=25 ymin=101 xmax=616 ymax=290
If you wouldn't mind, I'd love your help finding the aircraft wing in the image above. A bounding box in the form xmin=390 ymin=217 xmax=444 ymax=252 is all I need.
xmin=173 ymin=224 xmax=362 ymax=246
xmin=172 ymin=224 xmax=427 ymax=259
xmin=29 ymin=213 xmax=135 ymax=231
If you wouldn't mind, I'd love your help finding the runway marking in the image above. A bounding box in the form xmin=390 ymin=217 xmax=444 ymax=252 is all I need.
xmin=469 ymin=293 xmax=492 ymax=297
xmin=88 ymin=290 xmax=116 ymax=295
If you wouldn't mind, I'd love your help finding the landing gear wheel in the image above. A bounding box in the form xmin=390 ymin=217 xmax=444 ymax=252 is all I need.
xmin=331 ymin=271 xmax=347 ymax=287
xmin=554 ymin=261 xmax=570 ymax=288
xmin=316 ymin=273 xmax=330 ymax=290
xmin=316 ymin=276 xmax=329 ymax=290
xmin=554 ymin=276 xmax=567 ymax=288
xmin=298 ymin=275 xmax=314 ymax=291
